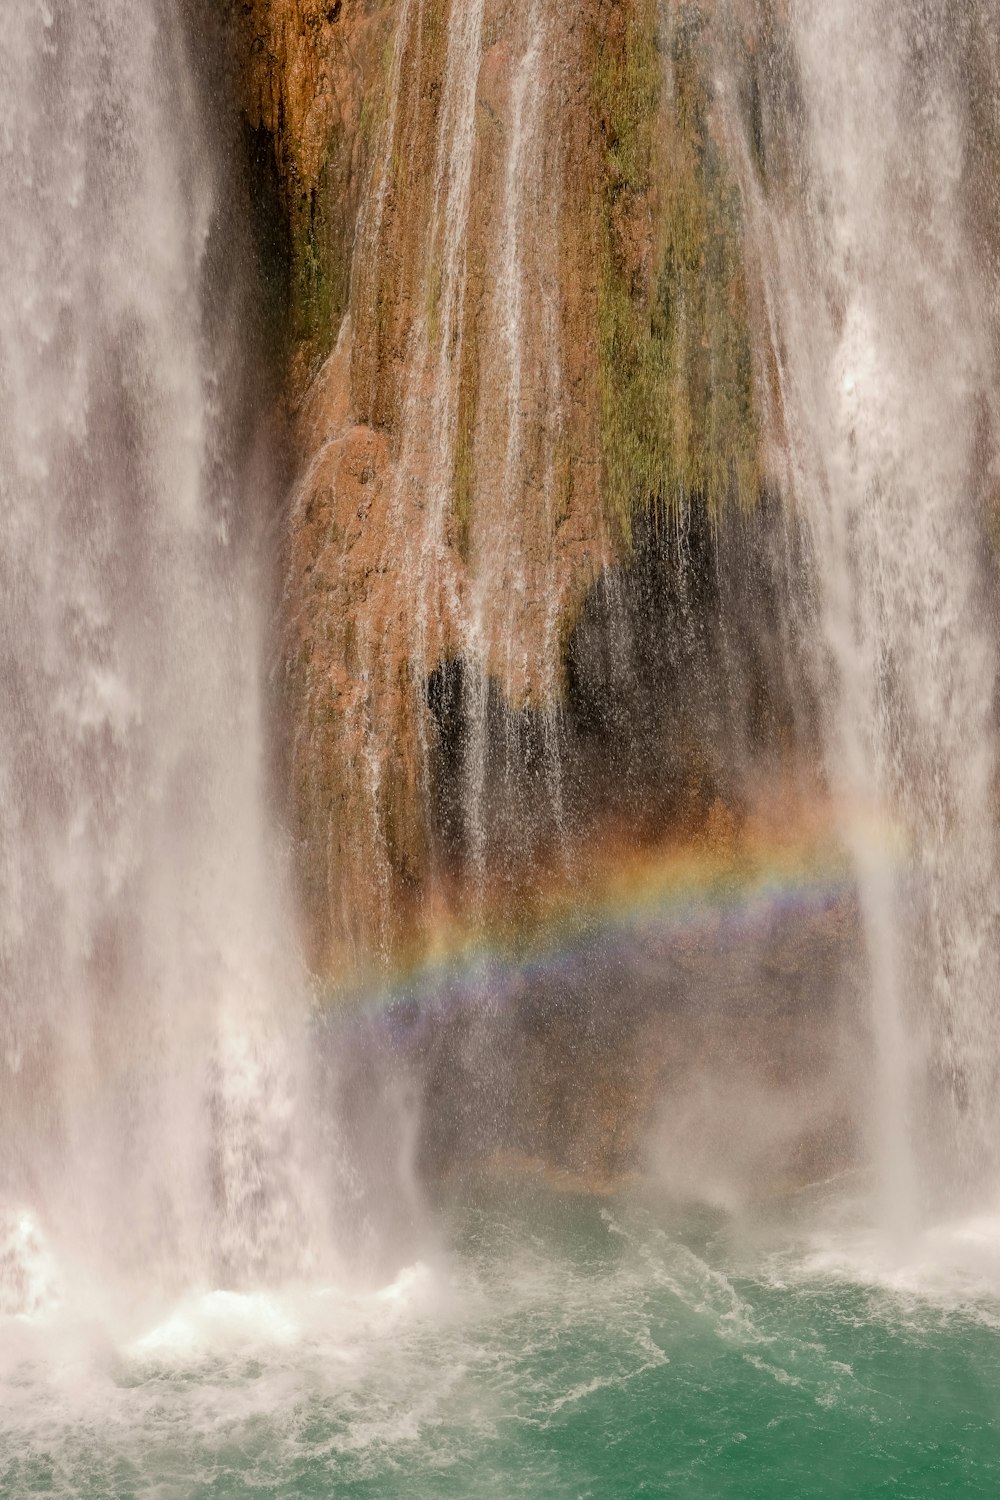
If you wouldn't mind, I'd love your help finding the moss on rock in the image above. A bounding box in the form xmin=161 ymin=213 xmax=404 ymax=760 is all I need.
xmin=596 ymin=0 xmax=761 ymax=541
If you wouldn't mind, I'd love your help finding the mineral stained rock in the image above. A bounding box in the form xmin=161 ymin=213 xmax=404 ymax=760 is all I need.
xmin=225 ymin=0 xmax=773 ymax=978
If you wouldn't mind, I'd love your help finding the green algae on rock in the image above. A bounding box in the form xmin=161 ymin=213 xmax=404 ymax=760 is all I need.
xmin=596 ymin=0 xmax=761 ymax=542
xmin=224 ymin=0 xmax=778 ymax=981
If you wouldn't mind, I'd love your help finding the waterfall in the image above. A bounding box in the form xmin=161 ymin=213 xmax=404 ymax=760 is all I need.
xmin=0 ymin=0 xmax=319 ymax=1312
xmin=726 ymin=0 xmax=1000 ymax=1225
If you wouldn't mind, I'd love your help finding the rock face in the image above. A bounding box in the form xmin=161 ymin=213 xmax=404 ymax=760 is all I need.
xmin=225 ymin=0 xmax=786 ymax=979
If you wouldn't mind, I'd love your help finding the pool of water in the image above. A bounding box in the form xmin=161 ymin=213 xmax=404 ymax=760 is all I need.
xmin=3 ymin=1190 xmax=1000 ymax=1498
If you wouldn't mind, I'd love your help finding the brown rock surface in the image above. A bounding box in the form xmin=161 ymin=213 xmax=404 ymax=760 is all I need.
xmin=226 ymin=0 xmax=772 ymax=978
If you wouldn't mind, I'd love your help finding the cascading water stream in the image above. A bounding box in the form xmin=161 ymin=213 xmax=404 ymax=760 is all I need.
xmin=345 ymin=0 xmax=578 ymax=907
xmin=466 ymin=0 xmax=571 ymax=866
xmin=725 ymin=0 xmax=1000 ymax=1230
xmin=0 ymin=0 xmax=324 ymax=1316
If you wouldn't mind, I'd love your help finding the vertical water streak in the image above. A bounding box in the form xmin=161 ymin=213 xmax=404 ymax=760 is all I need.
xmin=323 ymin=0 xmax=589 ymax=953
xmin=465 ymin=0 xmax=557 ymax=877
xmin=356 ymin=0 xmax=420 ymax=287
xmin=345 ymin=0 xmax=485 ymax=931
xmin=725 ymin=0 xmax=1000 ymax=1225
xmin=410 ymin=0 xmax=487 ymax=661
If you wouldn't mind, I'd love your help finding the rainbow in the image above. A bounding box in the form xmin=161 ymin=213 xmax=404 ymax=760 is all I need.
xmin=323 ymin=803 xmax=907 ymax=1031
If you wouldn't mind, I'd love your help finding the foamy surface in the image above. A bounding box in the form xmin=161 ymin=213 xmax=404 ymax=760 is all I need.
xmin=2 ymin=1194 xmax=1000 ymax=1497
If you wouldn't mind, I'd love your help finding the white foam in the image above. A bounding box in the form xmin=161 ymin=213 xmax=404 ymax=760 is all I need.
xmin=121 ymin=1260 xmax=436 ymax=1363
xmin=765 ymin=1205 xmax=1000 ymax=1321
xmin=0 ymin=1208 xmax=61 ymax=1320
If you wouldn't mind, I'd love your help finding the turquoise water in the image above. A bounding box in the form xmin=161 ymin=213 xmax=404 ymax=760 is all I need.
xmin=3 ymin=1191 xmax=1000 ymax=1498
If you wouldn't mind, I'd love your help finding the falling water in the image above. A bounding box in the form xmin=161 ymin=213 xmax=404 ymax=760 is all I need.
xmin=464 ymin=0 xmax=571 ymax=871
xmin=396 ymin=0 xmax=487 ymax=861
xmin=0 ymin=0 xmax=320 ymax=1314
xmin=341 ymin=0 xmax=582 ymax=914
xmin=5 ymin=5 xmax=1000 ymax=1492
xmin=727 ymin=0 xmax=1000 ymax=1226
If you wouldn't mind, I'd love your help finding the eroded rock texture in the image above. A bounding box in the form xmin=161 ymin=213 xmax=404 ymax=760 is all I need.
xmin=225 ymin=0 xmax=784 ymax=978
